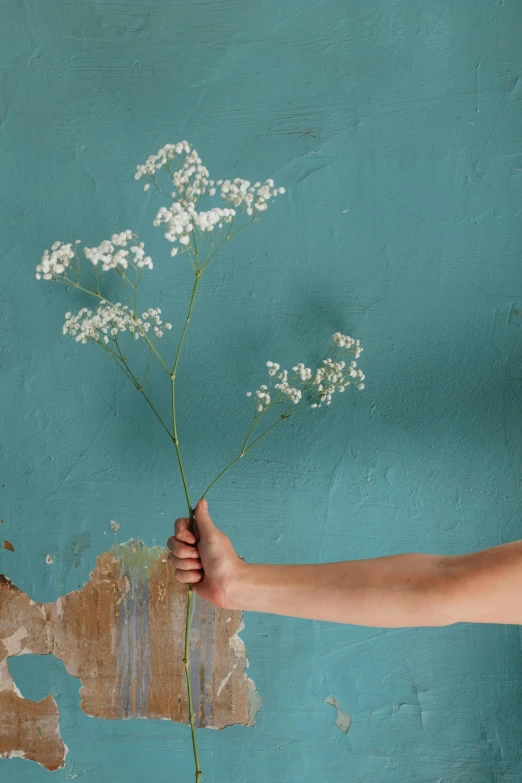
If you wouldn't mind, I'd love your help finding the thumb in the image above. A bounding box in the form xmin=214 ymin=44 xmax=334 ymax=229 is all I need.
xmin=194 ymin=498 xmax=216 ymax=535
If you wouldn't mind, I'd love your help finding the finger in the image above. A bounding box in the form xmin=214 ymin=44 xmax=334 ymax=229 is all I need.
xmin=168 ymin=553 xmax=202 ymax=571
xmin=175 ymin=568 xmax=204 ymax=584
xmin=194 ymin=499 xmax=217 ymax=536
xmin=167 ymin=538 xmax=200 ymax=559
xmin=174 ymin=518 xmax=196 ymax=544
xmin=167 ymin=536 xmax=199 ymax=557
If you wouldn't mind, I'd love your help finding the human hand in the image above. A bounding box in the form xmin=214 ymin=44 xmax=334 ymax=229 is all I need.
xmin=167 ymin=499 xmax=245 ymax=609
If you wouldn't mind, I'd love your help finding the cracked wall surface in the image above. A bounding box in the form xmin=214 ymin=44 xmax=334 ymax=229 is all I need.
xmin=0 ymin=541 xmax=261 ymax=770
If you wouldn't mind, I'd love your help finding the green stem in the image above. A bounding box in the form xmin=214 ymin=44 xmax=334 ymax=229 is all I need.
xmin=169 ymin=271 xmax=202 ymax=781
xmin=200 ymin=372 xmax=339 ymax=501
xmin=171 ymin=375 xmax=193 ymax=513
xmin=199 ymin=219 xmax=252 ymax=273
xmin=201 ymin=412 xmax=290 ymax=500
xmin=113 ymin=344 xmax=174 ymax=440
xmin=151 ymin=175 xmax=173 ymax=200
xmin=170 ymin=270 xmax=200 ymax=512
xmin=172 ymin=273 xmax=201 ymax=379
xmin=184 ymin=570 xmax=202 ymax=783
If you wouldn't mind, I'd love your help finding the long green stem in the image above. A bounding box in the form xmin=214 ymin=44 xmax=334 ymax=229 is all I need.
xmin=172 ymin=273 xmax=201 ymax=381
xmin=183 ymin=525 xmax=202 ymax=783
xmin=169 ymin=270 xmax=201 ymax=782
xmin=171 ymin=375 xmax=193 ymax=513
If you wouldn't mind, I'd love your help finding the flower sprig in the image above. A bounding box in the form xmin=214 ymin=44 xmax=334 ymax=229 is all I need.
xmin=63 ymin=303 xmax=171 ymax=345
xmin=136 ymin=141 xmax=284 ymax=266
xmin=37 ymin=140 xmax=364 ymax=783
xmin=246 ymin=332 xmax=364 ymax=416
xmin=36 ymin=231 xmax=152 ymax=281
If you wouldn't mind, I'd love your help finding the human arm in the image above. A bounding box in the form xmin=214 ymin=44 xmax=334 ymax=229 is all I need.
xmin=167 ymin=499 xmax=522 ymax=627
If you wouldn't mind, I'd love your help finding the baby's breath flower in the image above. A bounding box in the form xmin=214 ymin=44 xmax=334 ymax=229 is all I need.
xmin=36 ymin=242 xmax=75 ymax=280
xmin=247 ymin=332 xmax=365 ymax=412
xmin=37 ymin=232 xmax=153 ymax=281
xmin=154 ymin=203 xmax=235 ymax=256
xmin=135 ymin=141 xmax=192 ymax=181
xmin=136 ymin=141 xmax=216 ymax=206
xmin=292 ymin=362 xmax=312 ymax=382
xmin=62 ymin=302 xmax=169 ymax=346
xmin=137 ymin=141 xmax=284 ymax=260
xmin=273 ymin=368 xmax=302 ymax=404
xmin=219 ymin=178 xmax=285 ymax=215
xmin=254 ymin=383 xmax=271 ymax=410
xmin=84 ymin=231 xmax=153 ymax=271
xmin=332 ymin=331 xmax=363 ymax=359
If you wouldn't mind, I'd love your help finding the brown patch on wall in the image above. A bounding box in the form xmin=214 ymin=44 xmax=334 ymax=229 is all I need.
xmin=0 ymin=575 xmax=65 ymax=769
xmin=0 ymin=540 xmax=261 ymax=770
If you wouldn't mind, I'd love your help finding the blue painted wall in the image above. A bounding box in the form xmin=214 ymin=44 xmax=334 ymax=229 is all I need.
xmin=2 ymin=0 xmax=522 ymax=780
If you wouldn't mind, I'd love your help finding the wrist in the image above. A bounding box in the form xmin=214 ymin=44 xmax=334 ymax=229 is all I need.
xmin=225 ymin=559 xmax=254 ymax=611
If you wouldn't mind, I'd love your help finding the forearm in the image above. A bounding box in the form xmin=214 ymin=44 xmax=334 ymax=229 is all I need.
xmin=171 ymin=503 xmax=522 ymax=627
xmin=230 ymin=553 xmax=454 ymax=628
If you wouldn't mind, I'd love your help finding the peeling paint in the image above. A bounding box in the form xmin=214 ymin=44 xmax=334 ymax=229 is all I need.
xmin=247 ymin=678 xmax=263 ymax=727
xmin=0 ymin=541 xmax=260 ymax=769
xmin=325 ymin=696 xmax=352 ymax=734
xmin=217 ymin=670 xmax=233 ymax=698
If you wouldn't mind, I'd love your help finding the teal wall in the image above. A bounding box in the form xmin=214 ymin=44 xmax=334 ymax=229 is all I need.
xmin=2 ymin=1 xmax=522 ymax=780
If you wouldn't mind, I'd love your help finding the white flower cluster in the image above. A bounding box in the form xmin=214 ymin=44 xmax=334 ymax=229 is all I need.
xmin=246 ymin=384 xmax=271 ymax=413
xmin=63 ymin=302 xmax=171 ymax=345
xmin=135 ymin=141 xmax=192 ymax=182
xmin=246 ymin=333 xmax=365 ymax=413
xmin=310 ymin=357 xmax=364 ymax=408
xmin=269 ymin=362 xmax=303 ymax=404
xmin=246 ymin=361 xmax=303 ymax=412
xmin=172 ymin=149 xmax=213 ymax=205
xmin=37 ymin=233 xmax=152 ymax=281
xmin=84 ymin=231 xmax=153 ymax=271
xmin=218 ymin=178 xmax=285 ymax=215
xmin=135 ymin=141 xmax=215 ymax=205
xmin=332 ymin=331 xmax=363 ymax=359
xmin=36 ymin=241 xmax=77 ymax=279
xmin=142 ymin=308 xmax=172 ymax=338
xmin=275 ymin=370 xmax=302 ymax=404
xmin=154 ymin=203 xmax=235 ymax=257
xmin=136 ymin=141 xmax=285 ymax=258
xmin=292 ymin=362 xmax=313 ymax=382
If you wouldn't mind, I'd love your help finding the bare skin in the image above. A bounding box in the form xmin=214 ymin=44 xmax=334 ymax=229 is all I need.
xmin=167 ymin=499 xmax=522 ymax=628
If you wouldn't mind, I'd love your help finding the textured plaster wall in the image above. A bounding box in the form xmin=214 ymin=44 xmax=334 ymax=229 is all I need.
xmin=1 ymin=1 xmax=522 ymax=781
